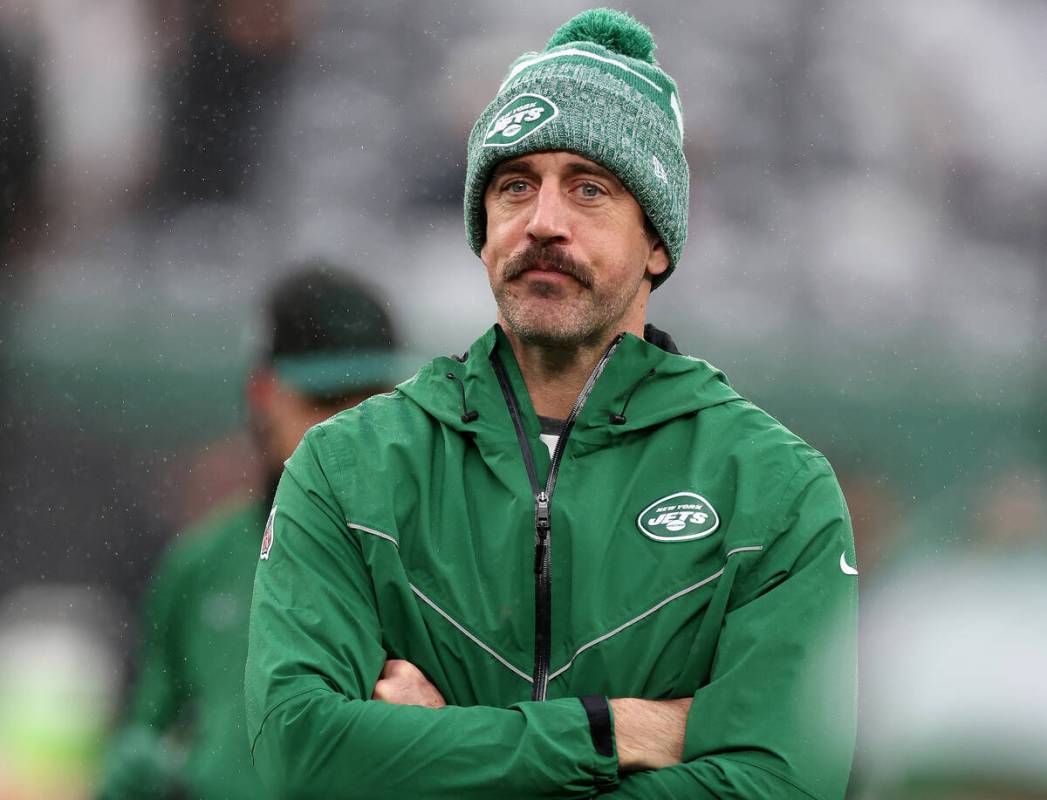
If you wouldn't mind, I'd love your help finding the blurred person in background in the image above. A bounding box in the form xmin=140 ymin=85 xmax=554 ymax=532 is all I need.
xmin=96 ymin=264 xmax=404 ymax=800
xmin=245 ymin=9 xmax=857 ymax=799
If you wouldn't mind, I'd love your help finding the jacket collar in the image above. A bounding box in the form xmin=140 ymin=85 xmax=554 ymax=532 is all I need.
xmin=397 ymin=324 xmax=742 ymax=449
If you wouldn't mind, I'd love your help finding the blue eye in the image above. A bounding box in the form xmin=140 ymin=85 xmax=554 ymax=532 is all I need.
xmin=578 ymin=183 xmax=602 ymax=198
xmin=507 ymin=180 xmax=529 ymax=193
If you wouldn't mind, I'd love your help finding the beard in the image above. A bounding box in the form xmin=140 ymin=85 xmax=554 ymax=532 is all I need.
xmin=492 ymin=241 xmax=644 ymax=348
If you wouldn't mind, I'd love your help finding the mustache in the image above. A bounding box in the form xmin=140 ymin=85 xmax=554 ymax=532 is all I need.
xmin=502 ymin=243 xmax=594 ymax=289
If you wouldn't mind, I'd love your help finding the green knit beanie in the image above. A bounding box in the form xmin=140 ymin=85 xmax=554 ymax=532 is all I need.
xmin=464 ymin=8 xmax=688 ymax=288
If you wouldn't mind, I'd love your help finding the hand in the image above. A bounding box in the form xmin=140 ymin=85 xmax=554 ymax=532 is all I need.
xmin=610 ymin=697 xmax=692 ymax=771
xmin=372 ymin=659 xmax=447 ymax=708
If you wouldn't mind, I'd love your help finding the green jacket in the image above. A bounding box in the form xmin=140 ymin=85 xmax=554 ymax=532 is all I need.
xmin=99 ymin=501 xmax=270 ymax=800
xmin=245 ymin=325 xmax=858 ymax=799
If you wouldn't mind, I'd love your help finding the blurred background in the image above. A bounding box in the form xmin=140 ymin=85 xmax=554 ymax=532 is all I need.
xmin=0 ymin=0 xmax=1043 ymax=797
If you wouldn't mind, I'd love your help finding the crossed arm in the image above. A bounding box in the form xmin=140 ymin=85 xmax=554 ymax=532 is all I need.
xmin=246 ymin=437 xmax=858 ymax=799
xmin=374 ymin=658 xmax=692 ymax=772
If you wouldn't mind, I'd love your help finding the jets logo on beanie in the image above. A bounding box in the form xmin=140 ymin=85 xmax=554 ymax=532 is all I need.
xmin=464 ymin=8 xmax=689 ymax=288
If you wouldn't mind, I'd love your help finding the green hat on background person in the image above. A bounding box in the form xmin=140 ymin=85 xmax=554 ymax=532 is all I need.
xmin=464 ymin=8 xmax=689 ymax=289
xmin=265 ymin=263 xmax=406 ymax=398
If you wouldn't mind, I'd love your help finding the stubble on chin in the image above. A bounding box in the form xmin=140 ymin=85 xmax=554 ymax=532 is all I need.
xmin=491 ymin=242 xmax=647 ymax=348
xmin=496 ymin=270 xmax=624 ymax=349
xmin=492 ymin=243 xmax=598 ymax=347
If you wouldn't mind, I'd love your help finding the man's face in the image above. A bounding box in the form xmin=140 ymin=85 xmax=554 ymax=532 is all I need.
xmin=480 ymin=151 xmax=668 ymax=348
xmin=248 ymin=372 xmax=387 ymax=469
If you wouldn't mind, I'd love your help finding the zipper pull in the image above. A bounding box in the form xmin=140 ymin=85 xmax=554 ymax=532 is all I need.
xmin=536 ymin=491 xmax=550 ymax=530
xmin=534 ymin=491 xmax=550 ymax=574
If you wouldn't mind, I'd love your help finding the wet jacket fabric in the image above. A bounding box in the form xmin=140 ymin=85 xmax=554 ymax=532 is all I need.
xmin=245 ymin=324 xmax=858 ymax=799
xmin=99 ymin=501 xmax=270 ymax=800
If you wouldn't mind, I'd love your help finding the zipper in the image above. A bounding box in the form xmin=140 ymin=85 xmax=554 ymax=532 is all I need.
xmin=491 ymin=333 xmax=625 ymax=701
xmin=532 ymin=489 xmax=552 ymax=698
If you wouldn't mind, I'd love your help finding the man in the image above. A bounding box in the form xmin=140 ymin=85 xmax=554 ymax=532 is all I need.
xmin=97 ymin=265 xmax=404 ymax=800
xmin=246 ymin=9 xmax=858 ymax=799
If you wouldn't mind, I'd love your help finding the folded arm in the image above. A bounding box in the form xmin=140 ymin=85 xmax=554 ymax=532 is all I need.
xmin=374 ymin=659 xmax=692 ymax=772
xmin=246 ymin=434 xmax=856 ymax=799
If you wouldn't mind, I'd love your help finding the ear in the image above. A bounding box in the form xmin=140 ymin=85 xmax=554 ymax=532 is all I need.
xmin=245 ymin=367 xmax=279 ymax=416
xmin=645 ymin=236 xmax=670 ymax=281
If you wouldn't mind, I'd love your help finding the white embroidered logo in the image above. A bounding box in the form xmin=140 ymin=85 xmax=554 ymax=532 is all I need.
xmin=637 ymin=492 xmax=720 ymax=542
xmin=840 ymin=552 xmax=858 ymax=576
xmin=652 ymin=155 xmax=668 ymax=184
xmin=483 ymin=93 xmax=559 ymax=148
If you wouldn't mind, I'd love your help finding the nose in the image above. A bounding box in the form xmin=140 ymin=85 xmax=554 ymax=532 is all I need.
xmin=525 ymin=182 xmax=571 ymax=245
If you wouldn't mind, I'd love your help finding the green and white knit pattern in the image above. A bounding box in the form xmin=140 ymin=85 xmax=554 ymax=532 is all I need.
xmin=464 ymin=9 xmax=689 ymax=288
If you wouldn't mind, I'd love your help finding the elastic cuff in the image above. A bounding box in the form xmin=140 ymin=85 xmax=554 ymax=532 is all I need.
xmin=582 ymin=695 xmax=618 ymax=792
xmin=581 ymin=695 xmax=618 ymax=792
xmin=580 ymin=694 xmax=613 ymax=758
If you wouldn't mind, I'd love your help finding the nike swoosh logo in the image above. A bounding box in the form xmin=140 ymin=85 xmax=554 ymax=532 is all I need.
xmin=840 ymin=552 xmax=858 ymax=576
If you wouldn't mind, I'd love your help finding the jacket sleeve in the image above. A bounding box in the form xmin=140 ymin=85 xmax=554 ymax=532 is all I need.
xmin=126 ymin=548 xmax=188 ymax=729
xmin=244 ymin=427 xmax=618 ymax=800
xmin=613 ymin=457 xmax=859 ymax=800
xmin=96 ymin=548 xmax=186 ymax=799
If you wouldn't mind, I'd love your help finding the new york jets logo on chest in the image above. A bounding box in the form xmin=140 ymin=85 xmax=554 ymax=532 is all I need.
xmin=484 ymin=93 xmax=559 ymax=147
xmin=637 ymin=492 xmax=720 ymax=542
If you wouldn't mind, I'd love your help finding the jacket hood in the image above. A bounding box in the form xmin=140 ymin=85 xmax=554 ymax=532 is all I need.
xmin=397 ymin=324 xmax=743 ymax=448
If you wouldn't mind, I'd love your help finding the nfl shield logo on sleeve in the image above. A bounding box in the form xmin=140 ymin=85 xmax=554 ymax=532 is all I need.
xmin=260 ymin=505 xmax=277 ymax=560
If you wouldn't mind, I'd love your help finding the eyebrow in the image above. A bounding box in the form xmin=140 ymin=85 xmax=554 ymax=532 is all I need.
xmin=490 ymin=157 xmax=624 ymax=189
